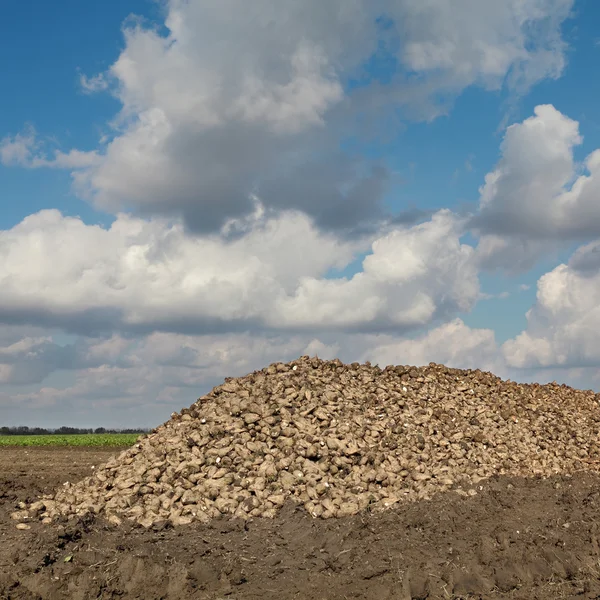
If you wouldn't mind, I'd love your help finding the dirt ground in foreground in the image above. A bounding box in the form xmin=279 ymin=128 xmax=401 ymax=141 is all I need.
xmin=2 ymin=448 xmax=600 ymax=599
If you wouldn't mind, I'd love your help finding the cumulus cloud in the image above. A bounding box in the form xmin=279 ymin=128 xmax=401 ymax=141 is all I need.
xmin=0 ymin=329 xmax=349 ymax=427
xmin=0 ymin=128 xmax=38 ymax=166
xmin=0 ymin=320 xmax=501 ymax=426
xmin=272 ymin=210 xmax=479 ymax=331
xmin=0 ymin=0 xmax=582 ymax=426
xmin=503 ymin=238 xmax=600 ymax=370
xmin=475 ymin=234 xmax=556 ymax=273
xmin=79 ymin=72 xmax=109 ymax=94
xmin=393 ymin=0 xmax=571 ymax=93
xmin=36 ymin=149 xmax=102 ymax=169
xmin=473 ymin=105 xmax=600 ymax=269
xmin=0 ymin=207 xmax=478 ymax=336
xmin=0 ymin=128 xmax=100 ymax=169
xmin=1 ymin=311 xmax=595 ymax=427
xmin=5 ymin=0 xmax=573 ymax=235
xmin=0 ymin=326 xmax=139 ymax=386
xmin=0 ymin=316 xmax=507 ymax=425
xmin=0 ymin=336 xmax=77 ymax=385
xmin=361 ymin=318 xmax=504 ymax=375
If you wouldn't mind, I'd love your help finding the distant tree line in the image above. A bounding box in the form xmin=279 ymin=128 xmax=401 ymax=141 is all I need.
xmin=0 ymin=426 xmax=150 ymax=435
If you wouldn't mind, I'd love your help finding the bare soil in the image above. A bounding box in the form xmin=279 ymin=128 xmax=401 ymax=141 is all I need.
xmin=2 ymin=447 xmax=600 ymax=599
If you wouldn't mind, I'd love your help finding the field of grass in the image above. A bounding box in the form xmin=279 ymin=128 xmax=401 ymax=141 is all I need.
xmin=0 ymin=433 xmax=141 ymax=447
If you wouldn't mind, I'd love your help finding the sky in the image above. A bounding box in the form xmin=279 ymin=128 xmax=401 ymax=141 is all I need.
xmin=2 ymin=0 xmax=600 ymax=428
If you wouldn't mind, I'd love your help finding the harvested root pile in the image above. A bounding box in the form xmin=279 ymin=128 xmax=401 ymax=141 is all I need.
xmin=14 ymin=357 xmax=600 ymax=528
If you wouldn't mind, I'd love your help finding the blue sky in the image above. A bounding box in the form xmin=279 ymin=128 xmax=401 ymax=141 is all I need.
xmin=1 ymin=0 xmax=143 ymax=228
xmin=2 ymin=0 xmax=600 ymax=427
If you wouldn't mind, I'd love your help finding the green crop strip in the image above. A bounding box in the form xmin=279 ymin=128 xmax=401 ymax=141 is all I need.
xmin=0 ymin=433 xmax=141 ymax=447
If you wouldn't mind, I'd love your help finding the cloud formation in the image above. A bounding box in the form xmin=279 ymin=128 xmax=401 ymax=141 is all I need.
xmin=4 ymin=0 xmax=571 ymax=236
xmin=0 ymin=207 xmax=478 ymax=336
xmin=503 ymin=239 xmax=600 ymax=369
xmin=0 ymin=320 xmax=502 ymax=427
xmin=361 ymin=318 xmax=503 ymax=374
xmin=474 ymin=105 xmax=600 ymax=269
xmin=0 ymin=127 xmax=100 ymax=169
xmin=0 ymin=0 xmax=586 ymax=427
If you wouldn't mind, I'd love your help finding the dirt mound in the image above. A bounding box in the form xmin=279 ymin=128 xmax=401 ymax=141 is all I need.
xmin=13 ymin=356 xmax=600 ymax=529
xmin=4 ymin=448 xmax=600 ymax=600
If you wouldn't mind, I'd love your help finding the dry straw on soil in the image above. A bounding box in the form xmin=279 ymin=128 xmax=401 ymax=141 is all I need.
xmin=13 ymin=356 xmax=600 ymax=528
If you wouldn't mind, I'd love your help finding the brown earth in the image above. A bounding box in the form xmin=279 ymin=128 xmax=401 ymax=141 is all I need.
xmin=2 ymin=447 xmax=600 ymax=599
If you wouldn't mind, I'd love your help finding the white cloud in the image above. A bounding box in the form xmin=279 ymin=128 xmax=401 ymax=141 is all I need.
xmin=475 ymin=234 xmax=556 ymax=273
xmin=79 ymin=72 xmax=109 ymax=94
xmin=503 ymin=239 xmax=600 ymax=369
xmin=32 ymin=149 xmax=101 ymax=169
xmin=272 ymin=210 xmax=479 ymax=329
xmin=361 ymin=318 xmax=504 ymax=375
xmin=394 ymin=0 xmax=572 ymax=93
xmin=0 ymin=207 xmax=477 ymax=335
xmin=0 ymin=336 xmax=75 ymax=385
xmin=0 ymin=326 xmax=137 ymax=386
xmin=0 ymin=128 xmax=100 ymax=169
xmin=0 ymin=0 xmax=583 ymax=426
xmin=5 ymin=0 xmax=572 ymax=235
xmin=0 ymin=322 xmax=502 ymax=426
xmin=0 ymin=128 xmax=38 ymax=167
xmin=2 ymin=310 xmax=597 ymax=427
xmin=0 ymin=202 xmax=484 ymax=424
xmin=474 ymin=105 xmax=600 ymax=269
xmin=0 ymin=329 xmax=349 ymax=427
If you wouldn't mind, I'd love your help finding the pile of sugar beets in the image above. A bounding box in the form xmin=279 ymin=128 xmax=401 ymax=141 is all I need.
xmin=12 ymin=356 xmax=600 ymax=528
